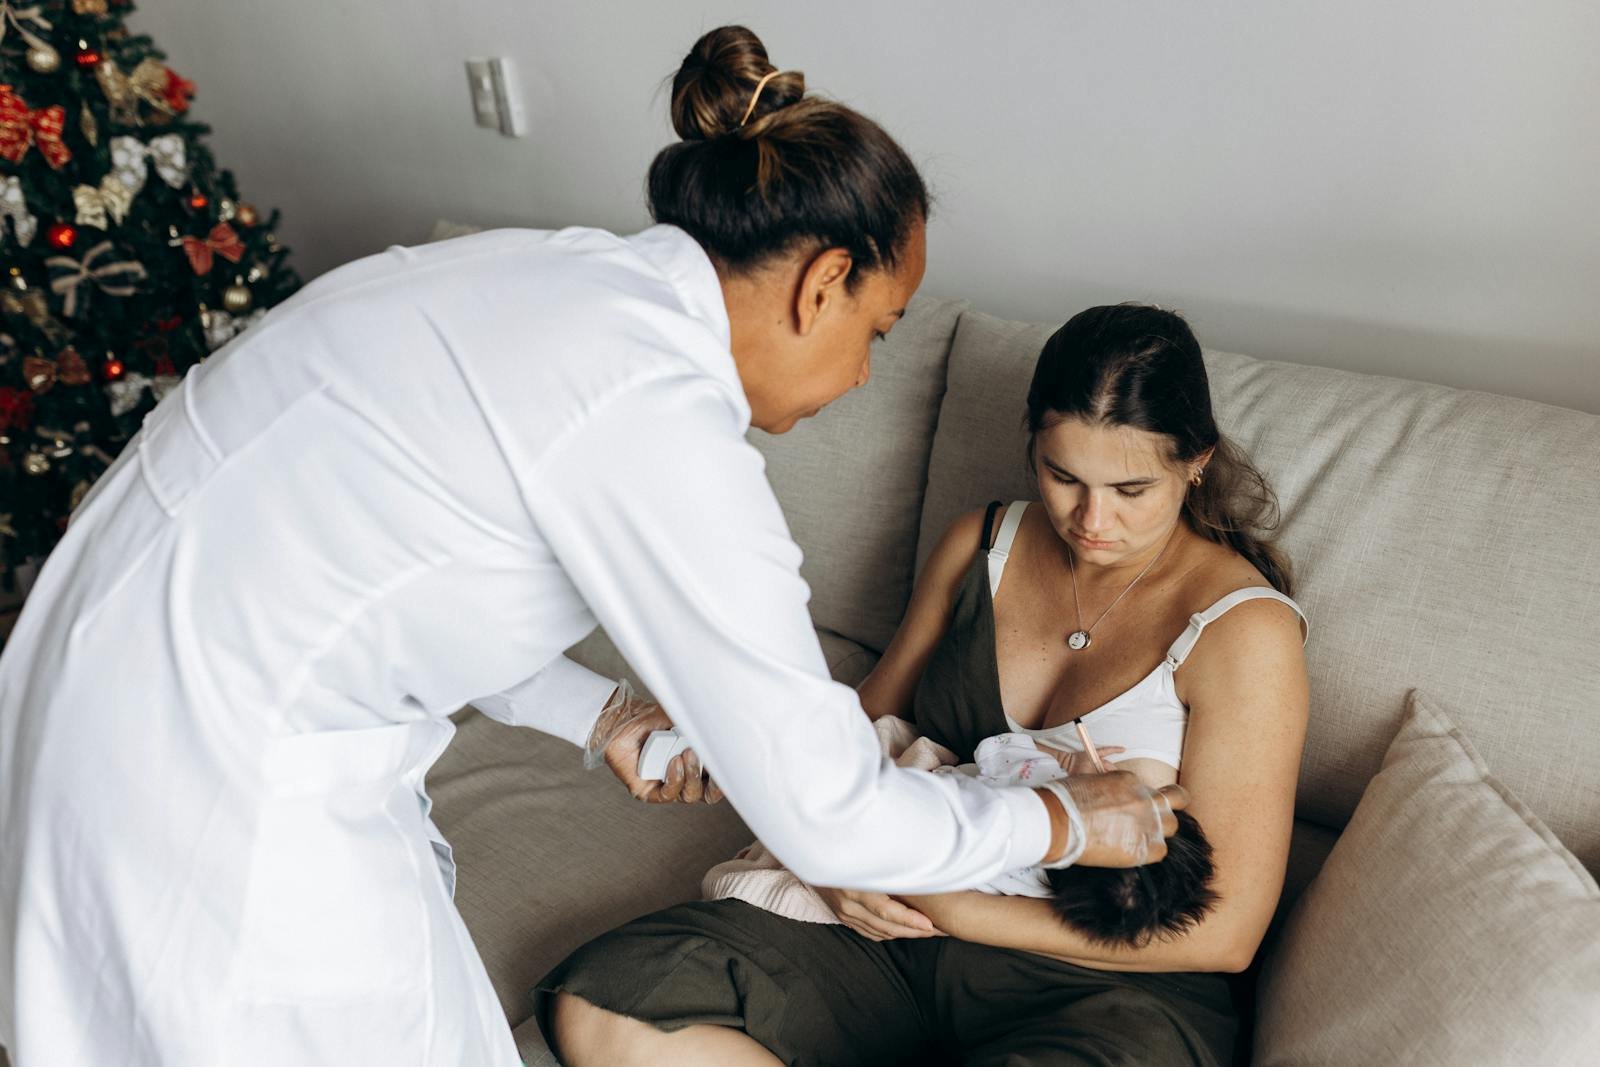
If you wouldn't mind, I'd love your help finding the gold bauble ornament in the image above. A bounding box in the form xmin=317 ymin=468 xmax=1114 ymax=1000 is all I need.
xmin=222 ymin=283 xmax=253 ymax=313
xmin=235 ymin=202 xmax=259 ymax=227
xmin=22 ymin=450 xmax=51 ymax=476
xmin=26 ymin=44 xmax=62 ymax=74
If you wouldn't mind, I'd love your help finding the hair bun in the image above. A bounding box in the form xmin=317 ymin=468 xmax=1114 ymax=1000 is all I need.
xmin=670 ymin=25 xmax=805 ymax=140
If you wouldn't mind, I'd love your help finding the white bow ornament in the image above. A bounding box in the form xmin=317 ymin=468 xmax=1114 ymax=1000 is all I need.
xmin=105 ymin=371 xmax=181 ymax=417
xmin=202 ymin=307 xmax=265 ymax=351
xmin=1 ymin=175 xmax=38 ymax=246
xmin=110 ymin=133 xmax=189 ymax=196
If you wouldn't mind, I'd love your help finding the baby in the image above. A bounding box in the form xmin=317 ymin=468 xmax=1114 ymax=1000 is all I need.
xmin=703 ymin=719 xmax=1218 ymax=947
xmin=960 ymin=733 xmax=1218 ymax=947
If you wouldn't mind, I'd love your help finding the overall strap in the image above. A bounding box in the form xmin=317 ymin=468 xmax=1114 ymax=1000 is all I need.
xmin=1165 ymin=587 xmax=1309 ymax=669
xmin=986 ymin=501 xmax=1030 ymax=597
xmin=980 ymin=500 xmax=1004 ymax=551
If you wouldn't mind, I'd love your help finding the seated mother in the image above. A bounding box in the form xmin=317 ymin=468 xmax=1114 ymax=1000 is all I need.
xmin=537 ymin=304 xmax=1311 ymax=1066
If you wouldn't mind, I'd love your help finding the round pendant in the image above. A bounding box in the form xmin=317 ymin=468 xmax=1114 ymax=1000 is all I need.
xmin=1067 ymin=630 xmax=1092 ymax=651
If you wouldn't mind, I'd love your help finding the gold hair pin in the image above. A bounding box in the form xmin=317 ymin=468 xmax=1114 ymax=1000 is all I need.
xmin=738 ymin=70 xmax=782 ymax=128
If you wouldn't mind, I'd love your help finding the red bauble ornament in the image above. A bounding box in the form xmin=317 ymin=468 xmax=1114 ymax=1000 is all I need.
xmin=47 ymin=223 xmax=77 ymax=250
xmin=75 ymin=48 xmax=103 ymax=69
xmin=102 ymin=357 xmax=125 ymax=381
xmin=188 ymin=192 xmax=210 ymax=211
xmin=0 ymin=387 xmax=35 ymax=432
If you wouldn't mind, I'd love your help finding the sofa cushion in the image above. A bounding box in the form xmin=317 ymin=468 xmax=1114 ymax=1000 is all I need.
xmin=921 ymin=309 xmax=1600 ymax=871
xmin=514 ymin=1016 xmax=556 ymax=1067
xmin=749 ymin=296 xmax=966 ymax=653
xmin=1253 ymin=690 xmax=1600 ymax=1065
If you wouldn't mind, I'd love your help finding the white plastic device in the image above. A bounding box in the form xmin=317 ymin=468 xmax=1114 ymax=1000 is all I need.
xmin=637 ymin=728 xmax=690 ymax=781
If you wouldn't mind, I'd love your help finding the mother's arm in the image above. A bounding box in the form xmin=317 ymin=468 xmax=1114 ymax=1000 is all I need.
xmin=854 ymin=508 xmax=991 ymax=720
xmin=902 ymin=598 xmax=1310 ymax=973
xmin=809 ymin=508 xmax=994 ymax=940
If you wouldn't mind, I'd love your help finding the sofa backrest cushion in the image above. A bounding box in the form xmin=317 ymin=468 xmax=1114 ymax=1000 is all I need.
xmin=749 ymin=296 xmax=965 ymax=652
xmin=920 ymin=309 xmax=1600 ymax=871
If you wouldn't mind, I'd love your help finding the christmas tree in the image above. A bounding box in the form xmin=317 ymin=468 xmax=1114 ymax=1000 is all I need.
xmin=0 ymin=0 xmax=298 ymax=592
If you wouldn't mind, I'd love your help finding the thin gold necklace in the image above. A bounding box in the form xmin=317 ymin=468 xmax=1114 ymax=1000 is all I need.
xmin=1065 ymin=525 xmax=1178 ymax=651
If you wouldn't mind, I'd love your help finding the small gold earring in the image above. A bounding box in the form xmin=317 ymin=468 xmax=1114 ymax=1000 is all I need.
xmin=1191 ymin=468 xmax=1205 ymax=487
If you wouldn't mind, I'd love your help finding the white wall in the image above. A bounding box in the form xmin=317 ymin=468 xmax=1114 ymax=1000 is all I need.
xmin=136 ymin=1 xmax=1599 ymax=413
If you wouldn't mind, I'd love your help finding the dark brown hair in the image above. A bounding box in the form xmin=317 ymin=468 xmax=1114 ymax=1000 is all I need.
xmin=648 ymin=26 xmax=928 ymax=289
xmin=1026 ymin=304 xmax=1294 ymax=596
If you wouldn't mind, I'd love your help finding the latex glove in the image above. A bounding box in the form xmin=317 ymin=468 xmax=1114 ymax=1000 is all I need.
xmin=584 ymin=681 xmax=723 ymax=804
xmin=814 ymin=886 xmax=946 ymax=942
xmin=1037 ymin=741 xmax=1125 ymax=776
xmin=658 ymin=744 xmax=725 ymax=805
xmin=1036 ymin=772 xmax=1187 ymax=869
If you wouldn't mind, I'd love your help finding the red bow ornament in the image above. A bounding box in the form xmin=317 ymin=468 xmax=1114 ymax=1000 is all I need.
xmin=22 ymin=355 xmax=56 ymax=393
xmin=163 ymin=69 xmax=196 ymax=113
xmin=181 ymin=222 xmax=245 ymax=276
xmin=0 ymin=85 xmax=72 ymax=169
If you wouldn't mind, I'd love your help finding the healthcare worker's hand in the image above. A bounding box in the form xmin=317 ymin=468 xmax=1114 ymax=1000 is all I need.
xmin=659 ymin=743 xmax=725 ymax=805
xmin=813 ymin=886 xmax=946 ymax=941
xmin=586 ymin=682 xmax=723 ymax=805
xmin=1038 ymin=772 xmax=1188 ymax=869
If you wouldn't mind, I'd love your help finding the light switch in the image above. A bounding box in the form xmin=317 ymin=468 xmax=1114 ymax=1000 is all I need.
xmin=464 ymin=57 xmax=526 ymax=137
xmin=465 ymin=59 xmax=498 ymax=129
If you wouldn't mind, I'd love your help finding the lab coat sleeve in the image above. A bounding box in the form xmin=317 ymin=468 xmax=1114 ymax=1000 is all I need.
xmin=523 ymin=375 xmax=1054 ymax=893
xmin=471 ymin=654 xmax=619 ymax=746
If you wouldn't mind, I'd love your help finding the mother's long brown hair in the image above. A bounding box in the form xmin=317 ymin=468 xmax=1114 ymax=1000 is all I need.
xmin=1025 ymin=304 xmax=1294 ymax=596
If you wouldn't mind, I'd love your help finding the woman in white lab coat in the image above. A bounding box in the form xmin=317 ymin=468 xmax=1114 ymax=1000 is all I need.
xmin=0 ymin=24 xmax=1181 ymax=1067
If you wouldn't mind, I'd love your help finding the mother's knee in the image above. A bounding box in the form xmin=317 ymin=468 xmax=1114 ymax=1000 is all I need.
xmin=548 ymin=990 xmax=653 ymax=1065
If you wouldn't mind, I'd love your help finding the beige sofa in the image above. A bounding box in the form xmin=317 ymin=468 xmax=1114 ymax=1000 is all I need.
xmin=420 ymin=294 xmax=1600 ymax=1063
xmin=6 ymin=292 xmax=1590 ymax=1067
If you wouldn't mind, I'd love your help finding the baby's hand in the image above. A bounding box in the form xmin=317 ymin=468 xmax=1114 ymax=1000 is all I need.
xmin=1038 ymin=742 xmax=1124 ymax=776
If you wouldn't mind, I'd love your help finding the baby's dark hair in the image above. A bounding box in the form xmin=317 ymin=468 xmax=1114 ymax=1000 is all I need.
xmin=1044 ymin=809 xmax=1219 ymax=947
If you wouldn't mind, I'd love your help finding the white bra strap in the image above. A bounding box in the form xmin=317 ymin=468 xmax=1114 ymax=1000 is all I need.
xmin=987 ymin=501 xmax=1030 ymax=597
xmin=1165 ymin=587 xmax=1308 ymax=669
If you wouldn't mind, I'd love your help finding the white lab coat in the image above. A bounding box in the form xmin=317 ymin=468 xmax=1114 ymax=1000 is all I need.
xmin=0 ymin=225 xmax=1051 ymax=1065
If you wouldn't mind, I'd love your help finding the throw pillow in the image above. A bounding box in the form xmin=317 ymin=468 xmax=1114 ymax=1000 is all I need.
xmin=1253 ymin=689 xmax=1600 ymax=1064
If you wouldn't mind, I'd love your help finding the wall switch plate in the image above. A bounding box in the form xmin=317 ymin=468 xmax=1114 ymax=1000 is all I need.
xmin=465 ymin=56 xmax=526 ymax=137
xmin=487 ymin=57 xmax=526 ymax=137
xmin=465 ymin=59 xmax=498 ymax=129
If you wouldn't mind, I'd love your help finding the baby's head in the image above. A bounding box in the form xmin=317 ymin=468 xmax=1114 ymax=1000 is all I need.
xmin=1043 ymin=809 xmax=1218 ymax=947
